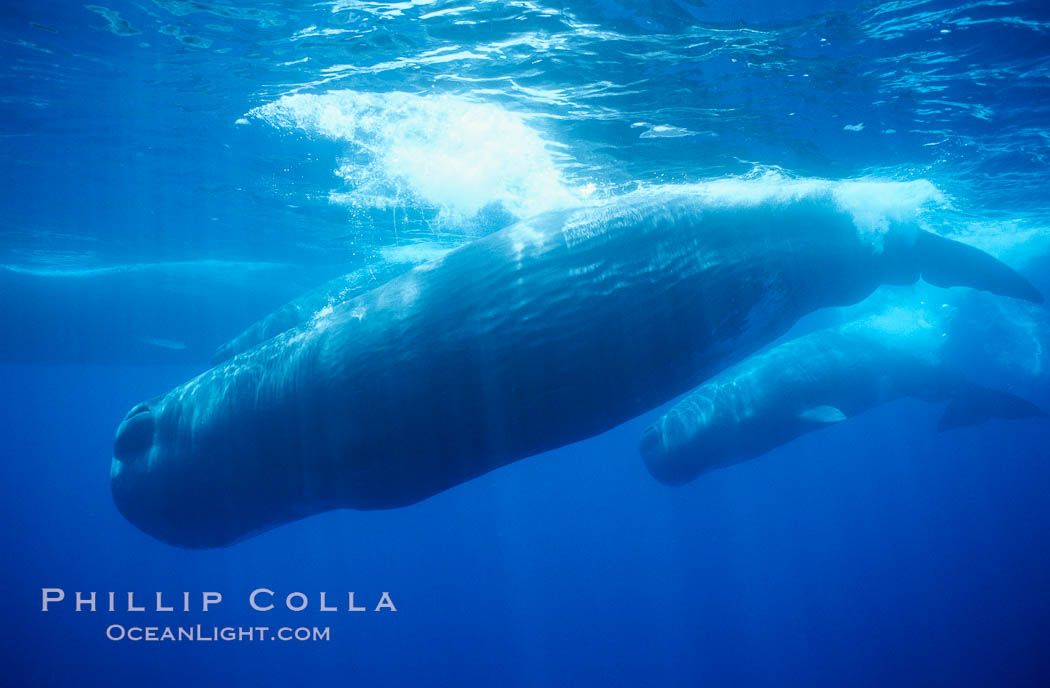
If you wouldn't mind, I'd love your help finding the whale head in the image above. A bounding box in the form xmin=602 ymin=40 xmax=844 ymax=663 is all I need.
xmin=110 ymin=393 xmax=243 ymax=548
xmin=109 ymin=359 xmax=328 ymax=548
xmin=639 ymin=416 xmax=709 ymax=486
xmin=638 ymin=391 xmax=769 ymax=485
xmin=111 ymin=397 xmax=182 ymax=543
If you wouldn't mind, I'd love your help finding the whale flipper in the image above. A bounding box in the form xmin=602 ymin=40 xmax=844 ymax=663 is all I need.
xmin=937 ymin=386 xmax=1047 ymax=432
xmin=916 ymin=231 xmax=1043 ymax=303
xmin=798 ymin=406 xmax=847 ymax=424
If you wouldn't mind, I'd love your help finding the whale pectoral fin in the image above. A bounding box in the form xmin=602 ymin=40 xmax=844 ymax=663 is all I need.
xmin=937 ymin=387 xmax=1048 ymax=432
xmin=798 ymin=405 xmax=847 ymax=424
xmin=916 ymin=231 xmax=1043 ymax=303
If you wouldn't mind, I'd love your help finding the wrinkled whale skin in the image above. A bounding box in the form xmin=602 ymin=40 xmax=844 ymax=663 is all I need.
xmin=211 ymin=262 xmax=420 ymax=365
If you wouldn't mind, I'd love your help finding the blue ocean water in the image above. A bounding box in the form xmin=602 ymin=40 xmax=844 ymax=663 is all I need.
xmin=2 ymin=1 xmax=1050 ymax=685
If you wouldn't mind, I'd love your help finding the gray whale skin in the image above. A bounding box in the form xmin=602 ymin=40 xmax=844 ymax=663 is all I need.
xmin=111 ymin=191 xmax=1042 ymax=547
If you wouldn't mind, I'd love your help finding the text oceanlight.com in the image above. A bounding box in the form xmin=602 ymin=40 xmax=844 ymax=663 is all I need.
xmin=106 ymin=624 xmax=331 ymax=643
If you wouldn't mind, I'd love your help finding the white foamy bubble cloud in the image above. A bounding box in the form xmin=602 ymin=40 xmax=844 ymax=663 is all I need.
xmin=248 ymin=90 xmax=582 ymax=224
xmin=831 ymin=178 xmax=944 ymax=236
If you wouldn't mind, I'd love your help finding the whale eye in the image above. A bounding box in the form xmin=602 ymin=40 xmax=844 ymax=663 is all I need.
xmin=113 ymin=405 xmax=155 ymax=464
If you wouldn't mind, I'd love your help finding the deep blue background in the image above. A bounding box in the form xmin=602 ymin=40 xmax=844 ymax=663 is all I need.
xmin=2 ymin=1 xmax=1050 ymax=686
xmin=4 ymin=362 xmax=1050 ymax=686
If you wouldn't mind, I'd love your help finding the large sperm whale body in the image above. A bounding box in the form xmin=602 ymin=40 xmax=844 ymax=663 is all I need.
xmin=640 ymin=302 xmax=1047 ymax=485
xmin=110 ymin=187 xmax=1042 ymax=547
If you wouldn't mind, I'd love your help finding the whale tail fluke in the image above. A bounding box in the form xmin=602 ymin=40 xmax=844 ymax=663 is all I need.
xmin=937 ymin=386 xmax=1047 ymax=432
xmin=916 ymin=231 xmax=1043 ymax=303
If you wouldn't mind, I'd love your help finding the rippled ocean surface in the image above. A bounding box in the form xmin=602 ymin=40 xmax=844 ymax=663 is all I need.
xmin=2 ymin=1 xmax=1049 ymax=686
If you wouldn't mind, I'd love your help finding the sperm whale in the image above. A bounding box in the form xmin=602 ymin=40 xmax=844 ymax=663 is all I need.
xmin=110 ymin=187 xmax=1042 ymax=547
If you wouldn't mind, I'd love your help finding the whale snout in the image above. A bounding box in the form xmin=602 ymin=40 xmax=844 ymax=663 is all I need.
xmin=639 ymin=423 xmax=695 ymax=486
xmin=113 ymin=403 xmax=155 ymax=465
xmin=109 ymin=397 xmax=290 ymax=548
